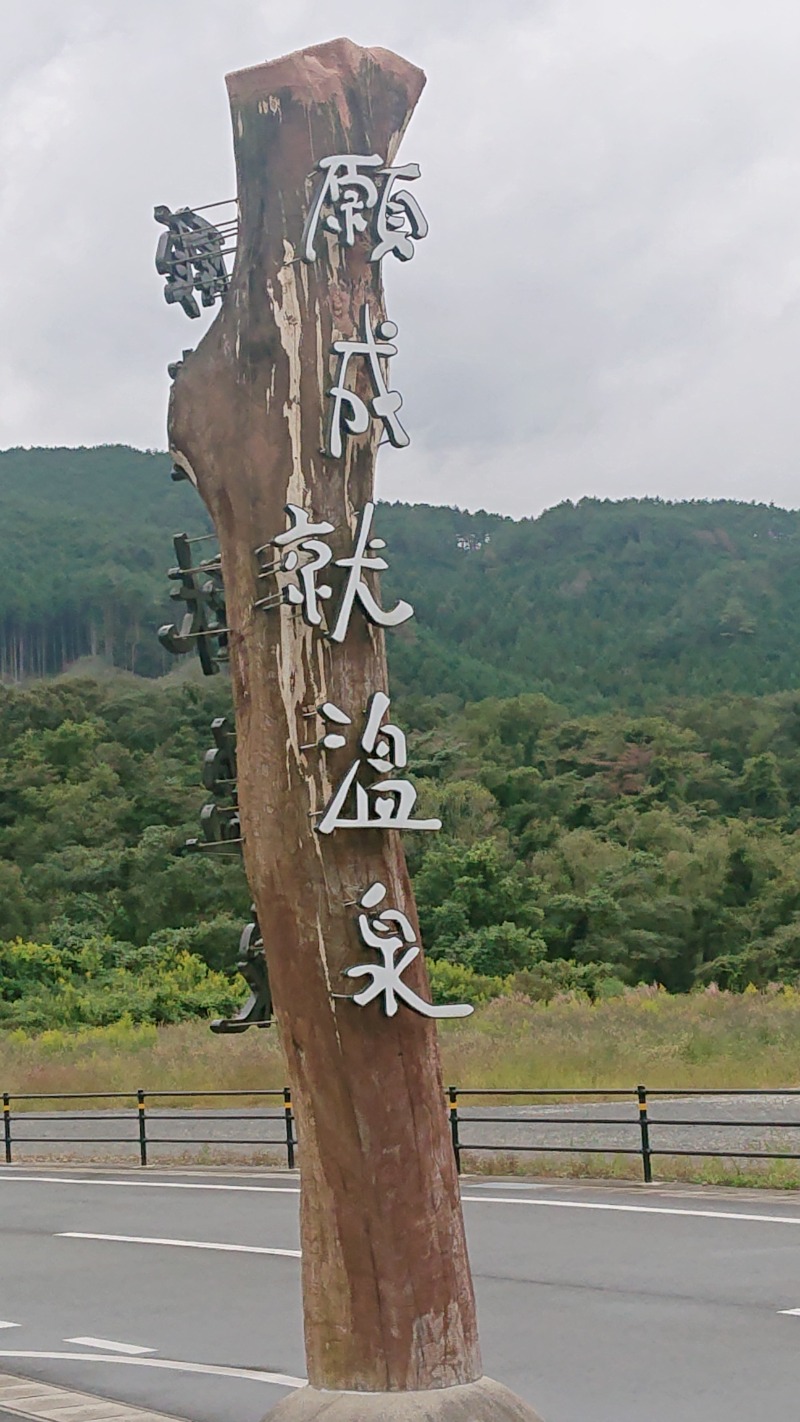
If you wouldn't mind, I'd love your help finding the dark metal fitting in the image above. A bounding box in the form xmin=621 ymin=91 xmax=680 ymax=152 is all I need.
xmin=179 ymin=626 xmax=232 ymax=638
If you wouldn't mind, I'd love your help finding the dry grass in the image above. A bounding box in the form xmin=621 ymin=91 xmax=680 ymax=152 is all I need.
xmin=3 ymin=983 xmax=800 ymax=1103
xmin=463 ymin=1150 xmax=800 ymax=1190
xmin=0 ymin=1019 xmax=288 ymax=1105
xmin=436 ymin=985 xmax=800 ymax=1092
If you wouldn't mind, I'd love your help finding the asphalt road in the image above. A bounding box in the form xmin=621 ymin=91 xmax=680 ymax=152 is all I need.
xmin=3 ymin=1167 xmax=800 ymax=1421
xmin=7 ymin=1094 xmax=800 ymax=1167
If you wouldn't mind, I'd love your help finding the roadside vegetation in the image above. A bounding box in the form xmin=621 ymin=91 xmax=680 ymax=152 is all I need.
xmin=6 ymin=674 xmax=800 ymax=1035
xmin=5 ymin=988 xmax=800 ymax=1189
xmin=4 ymin=987 xmax=800 ymax=1099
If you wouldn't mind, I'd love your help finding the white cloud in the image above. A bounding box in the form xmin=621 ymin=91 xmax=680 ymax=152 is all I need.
xmin=2 ymin=0 xmax=800 ymax=516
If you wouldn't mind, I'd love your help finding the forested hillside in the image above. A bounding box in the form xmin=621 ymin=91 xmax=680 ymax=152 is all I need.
xmin=0 ymin=447 xmax=209 ymax=679
xmin=3 ymin=675 xmax=800 ymax=1028
xmin=4 ymin=446 xmax=800 ymax=1031
xmin=4 ymin=446 xmax=800 ymax=708
xmin=382 ymin=497 xmax=800 ymax=708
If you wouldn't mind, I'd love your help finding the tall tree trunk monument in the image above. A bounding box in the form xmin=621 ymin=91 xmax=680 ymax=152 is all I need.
xmin=165 ymin=36 xmax=544 ymax=1422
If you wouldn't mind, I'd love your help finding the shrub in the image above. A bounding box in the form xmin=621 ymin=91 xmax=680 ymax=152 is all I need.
xmin=427 ymin=958 xmax=510 ymax=1006
xmin=0 ymin=934 xmax=243 ymax=1031
xmin=511 ymin=958 xmax=622 ymax=1002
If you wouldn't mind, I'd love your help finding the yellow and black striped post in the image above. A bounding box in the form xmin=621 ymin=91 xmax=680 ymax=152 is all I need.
xmin=136 ymin=1088 xmax=148 ymax=1167
xmin=3 ymin=1092 xmax=11 ymax=1165
xmin=637 ymin=1083 xmax=653 ymax=1183
xmin=283 ymin=1087 xmax=295 ymax=1170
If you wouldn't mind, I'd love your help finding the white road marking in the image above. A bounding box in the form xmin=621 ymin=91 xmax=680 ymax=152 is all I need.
xmin=0 ymin=1351 xmax=304 ymax=1388
xmin=64 ymin=1337 xmax=155 ymax=1355
xmin=58 ymin=1231 xmax=301 ymax=1257
xmin=0 ymin=1174 xmax=300 ymax=1195
xmin=0 ymin=1323 xmax=19 ymax=1330
xmin=7 ymin=1169 xmax=800 ymax=1229
xmin=461 ymin=1194 xmax=800 ymax=1225
xmin=462 ymin=1179 xmax=559 ymax=1190
xmin=57 ymin=1198 xmax=800 ymax=1263
xmin=778 ymin=1307 xmax=800 ymax=1315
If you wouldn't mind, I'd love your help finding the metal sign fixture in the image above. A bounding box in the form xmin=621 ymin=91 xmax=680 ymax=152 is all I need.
xmin=154 ymin=200 xmax=237 ymax=317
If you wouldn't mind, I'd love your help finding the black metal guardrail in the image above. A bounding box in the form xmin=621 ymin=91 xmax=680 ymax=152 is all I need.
xmin=4 ymin=1084 xmax=800 ymax=1180
xmin=1 ymin=1087 xmax=296 ymax=1170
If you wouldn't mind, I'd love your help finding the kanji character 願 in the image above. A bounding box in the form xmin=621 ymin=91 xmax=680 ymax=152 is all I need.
xmin=301 ymin=154 xmax=427 ymax=264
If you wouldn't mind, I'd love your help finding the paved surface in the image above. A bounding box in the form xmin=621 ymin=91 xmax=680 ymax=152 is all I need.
xmin=0 ymin=1369 xmax=179 ymax=1422
xmin=3 ymin=1166 xmax=800 ymax=1421
xmin=5 ymin=1095 xmax=800 ymax=1167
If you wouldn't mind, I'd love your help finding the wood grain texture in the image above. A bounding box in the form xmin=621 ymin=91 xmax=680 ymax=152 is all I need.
xmin=167 ymin=38 xmax=481 ymax=1393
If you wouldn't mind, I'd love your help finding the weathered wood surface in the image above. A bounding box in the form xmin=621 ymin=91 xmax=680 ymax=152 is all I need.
xmin=167 ymin=38 xmax=481 ymax=1394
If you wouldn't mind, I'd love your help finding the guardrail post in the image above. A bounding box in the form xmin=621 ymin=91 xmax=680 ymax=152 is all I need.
xmin=137 ymin=1089 xmax=148 ymax=1167
xmin=2 ymin=1093 xmax=11 ymax=1165
xmin=284 ymin=1087 xmax=296 ymax=1169
xmin=637 ymin=1083 xmax=652 ymax=1183
xmin=448 ymin=1086 xmax=462 ymax=1175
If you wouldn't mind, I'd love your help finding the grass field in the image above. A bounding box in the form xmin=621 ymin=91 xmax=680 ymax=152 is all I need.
xmin=2 ymin=984 xmax=800 ymax=1099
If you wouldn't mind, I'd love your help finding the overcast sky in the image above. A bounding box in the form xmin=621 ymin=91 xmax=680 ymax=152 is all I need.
xmin=2 ymin=0 xmax=800 ymax=518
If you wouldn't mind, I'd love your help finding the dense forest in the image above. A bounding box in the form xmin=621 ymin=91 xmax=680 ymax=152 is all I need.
xmin=4 ymin=446 xmax=800 ymax=1030
xmin=0 ymin=447 xmax=209 ymax=679
xmin=4 ymin=446 xmax=800 ymax=707
xmin=3 ymin=672 xmax=800 ymax=1029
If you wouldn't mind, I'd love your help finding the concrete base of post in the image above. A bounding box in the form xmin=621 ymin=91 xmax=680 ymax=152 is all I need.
xmin=266 ymin=1376 xmax=545 ymax=1422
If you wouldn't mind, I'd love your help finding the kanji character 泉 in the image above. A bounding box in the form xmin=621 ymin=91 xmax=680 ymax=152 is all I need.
xmin=343 ymin=881 xmax=472 ymax=1018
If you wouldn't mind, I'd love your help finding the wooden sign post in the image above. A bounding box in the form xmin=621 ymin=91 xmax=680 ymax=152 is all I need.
xmin=166 ymin=36 xmax=543 ymax=1422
